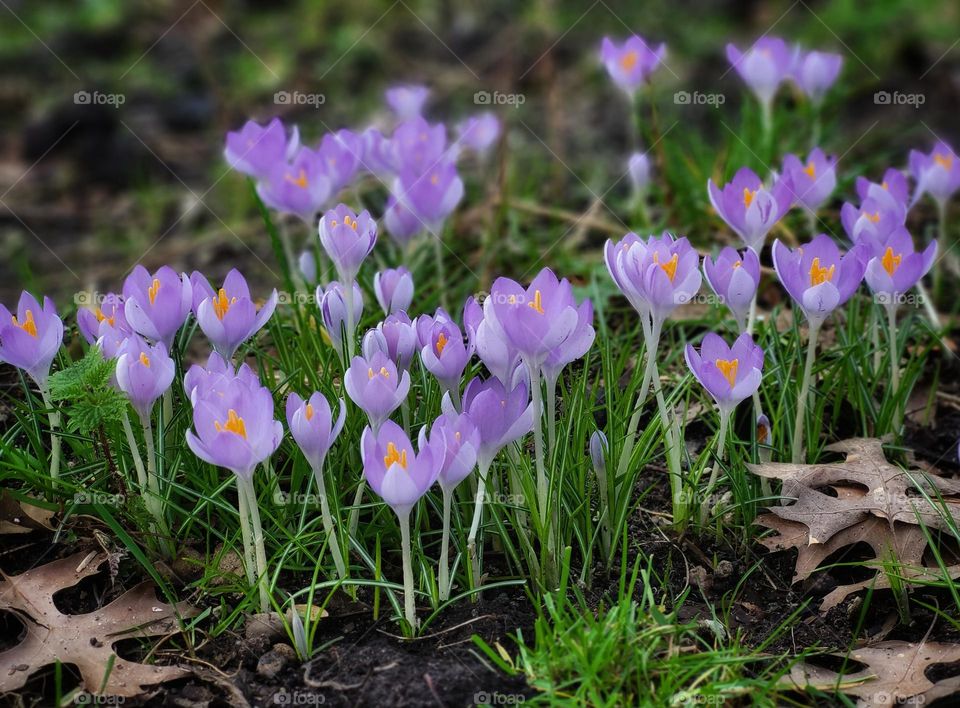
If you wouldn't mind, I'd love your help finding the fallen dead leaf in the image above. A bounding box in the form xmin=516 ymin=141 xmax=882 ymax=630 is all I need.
xmin=0 ymin=491 xmax=56 ymax=534
xmin=0 ymin=552 xmax=196 ymax=697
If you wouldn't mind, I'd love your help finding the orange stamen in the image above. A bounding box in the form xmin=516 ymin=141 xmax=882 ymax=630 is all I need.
xmin=808 ymin=257 xmax=835 ymax=286
xmin=214 ymin=409 xmax=247 ymax=439
xmin=285 ymin=169 xmax=308 ymax=188
xmin=528 ymin=289 xmax=545 ymax=314
xmin=715 ymin=358 xmax=739 ymax=388
xmin=148 ymin=278 xmax=161 ymax=306
xmin=653 ymin=252 xmax=679 ymax=282
xmin=383 ymin=441 xmax=408 ymax=469
xmin=12 ymin=310 xmax=37 ymax=337
xmin=881 ymin=247 xmax=902 ymax=276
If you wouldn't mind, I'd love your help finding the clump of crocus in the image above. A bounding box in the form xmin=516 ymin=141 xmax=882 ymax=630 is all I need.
xmin=726 ymin=37 xmax=793 ymax=141
xmin=773 ymin=234 xmax=866 ymax=462
xmin=123 ymin=265 xmax=193 ymax=349
xmin=417 ymin=308 xmax=474 ymax=406
xmin=703 ymin=247 xmax=761 ymax=332
xmin=191 ymin=269 xmax=278 ymax=360
xmin=224 ymin=117 xmax=299 ymax=179
xmin=373 ymin=267 xmax=414 ymax=315
xmin=454 ymin=376 xmax=532 ymax=587
xmin=362 ymin=312 xmax=418 ymax=373
xmin=318 ymin=281 xmax=364 ymax=363
xmin=0 ymin=291 xmax=64 ymax=478
xmin=863 ymin=227 xmax=937 ymax=431
xmin=782 ymin=148 xmax=837 ymax=228
xmin=287 ymin=392 xmax=348 ymax=579
xmin=420 ymin=411 xmax=479 ymax=600
xmin=115 ymin=334 xmax=175 ymax=533
xmin=464 ymin=296 xmax=521 ymax=387
xmin=186 ymin=369 xmax=283 ymax=612
xmin=910 ymin=141 xmax=960 ymax=298
xmin=600 ymin=35 xmax=666 ymax=97
xmin=257 ymin=146 xmax=332 ymax=224
xmin=385 ymin=84 xmax=430 ymax=121
xmin=685 ymin=332 xmax=764 ymax=521
xmin=793 ymin=49 xmax=843 ymax=106
xmin=361 ymin=420 xmax=442 ymax=628
xmin=707 ymin=167 xmax=793 ymax=255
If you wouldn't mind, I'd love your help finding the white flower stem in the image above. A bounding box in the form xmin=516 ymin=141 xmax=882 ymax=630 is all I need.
xmin=887 ymin=304 xmax=903 ymax=433
xmin=746 ymin=294 xmax=758 ymax=336
xmin=700 ymin=409 xmax=730 ymax=525
xmin=313 ymin=460 xmax=347 ymax=580
xmin=139 ymin=413 xmax=168 ymax=536
xmin=438 ymin=487 xmax=453 ymax=601
xmin=343 ymin=279 xmax=357 ymax=360
xmin=121 ymin=411 xmax=148 ymax=496
xmin=614 ymin=315 xmax=658 ymax=486
xmin=39 ymin=386 xmax=61 ymax=481
xmin=467 ymin=457 xmax=492 ymax=593
xmin=239 ymin=474 xmax=270 ymax=613
xmin=792 ymin=321 xmax=821 ymax=464
xmin=235 ymin=479 xmax=257 ymax=588
xmin=545 ymin=374 xmax=558 ymax=459
xmin=398 ymin=508 xmax=417 ymax=630
xmin=934 ymin=199 xmax=948 ymax=302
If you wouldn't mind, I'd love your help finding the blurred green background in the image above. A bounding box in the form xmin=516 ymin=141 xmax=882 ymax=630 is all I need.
xmin=0 ymin=0 xmax=957 ymax=302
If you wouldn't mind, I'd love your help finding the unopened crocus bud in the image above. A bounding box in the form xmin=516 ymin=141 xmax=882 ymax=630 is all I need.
xmin=726 ymin=37 xmax=793 ymax=108
xmin=385 ymin=85 xmax=430 ymax=121
xmin=458 ymin=113 xmax=501 ymax=156
xmin=589 ymin=430 xmax=607 ymax=472
xmin=703 ymin=247 xmax=761 ymax=332
xmin=628 ymin=152 xmax=652 ymax=195
xmin=318 ymin=281 xmax=363 ymax=353
xmin=373 ymin=267 xmax=414 ymax=315
xmin=793 ymin=50 xmax=842 ymax=104
xmin=115 ymin=335 xmax=176 ymax=419
xmin=362 ymin=311 xmax=418 ymax=371
xmin=286 ymin=392 xmax=346 ymax=471
xmin=298 ymin=250 xmax=317 ymax=285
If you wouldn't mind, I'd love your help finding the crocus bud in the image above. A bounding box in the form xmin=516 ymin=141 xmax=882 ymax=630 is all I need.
xmin=318 ymin=204 xmax=377 ymax=284
xmin=373 ymin=267 xmax=414 ymax=315
xmin=464 ymin=296 xmax=521 ymax=387
xmin=298 ymin=250 xmax=317 ymax=285
xmin=224 ymin=118 xmax=299 ymax=179
xmin=627 ymin=152 xmax=652 ymax=195
xmin=703 ymin=247 xmax=761 ymax=332
xmin=599 ymin=35 xmax=666 ymax=96
xmin=589 ymin=430 xmax=608 ymax=472
xmin=318 ymin=281 xmax=363 ymax=353
xmin=286 ymin=392 xmax=346 ymax=471
xmin=458 ymin=113 xmax=501 ymax=156
xmin=725 ymin=37 xmax=793 ymax=107
xmin=0 ymin=291 xmax=64 ymax=388
xmin=451 ymin=376 xmax=533 ymax=471
xmin=115 ymin=335 xmax=176 ymax=419
xmin=385 ymin=85 xmax=430 ymax=121
xmin=419 ymin=411 xmax=480 ymax=494
xmin=317 ymin=129 xmax=362 ymax=193
xmin=362 ymin=311 xmax=418 ymax=371
xmin=909 ymin=141 xmax=960 ymax=207
xmin=793 ymin=50 xmax=842 ymax=104
xmin=123 ymin=265 xmax=193 ymax=349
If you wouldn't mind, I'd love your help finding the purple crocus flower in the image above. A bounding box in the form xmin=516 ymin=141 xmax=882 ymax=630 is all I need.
xmin=185 ymin=372 xmax=283 ymax=480
xmin=224 ymin=118 xmax=299 ymax=179
xmin=362 ymin=311 xmax=418 ymax=371
xmin=856 ymin=168 xmax=910 ymax=213
xmin=772 ymin=234 xmax=866 ymax=327
xmin=703 ymin=247 xmax=761 ymax=331
xmin=841 ymin=197 xmax=905 ymax=252
xmin=344 ymin=351 xmax=411 ymax=432
xmin=726 ymin=37 xmax=794 ymax=107
xmin=389 ymin=117 xmax=448 ymax=175
xmin=286 ymin=391 xmax=346 ymax=471
xmin=793 ymin=50 xmax=843 ymax=104
xmin=373 ymin=267 xmax=414 ymax=315
xmin=0 ymin=291 xmax=63 ymax=387
xmin=191 ymin=269 xmax=278 ymax=360
xmin=419 ymin=411 xmax=480 ymax=494
xmin=359 ymin=127 xmax=395 ymax=177
xmin=863 ymin=227 xmax=937 ymax=306
xmin=685 ymin=332 xmax=764 ymax=414
xmin=184 ymin=351 xmax=261 ymax=405
xmin=452 ymin=376 xmax=533 ymax=471
xmin=464 ymin=296 xmax=521 ymax=386
xmin=541 ymin=298 xmax=595 ymax=387
xmin=628 ymin=152 xmax=652 ymax=195
xmin=600 ymin=36 xmax=666 ymax=96
xmin=77 ymin=292 xmax=129 ymax=346
xmin=122 ymin=265 xmax=193 ymax=349
xmin=257 ymin=146 xmax=332 ymax=223
xmin=318 ymin=281 xmax=363 ymax=354
xmin=782 ymin=148 xmax=837 ymax=213
xmin=909 ymin=141 xmax=960 ymax=207
xmin=383 ymin=195 xmax=424 ymax=248
xmin=634 ymin=233 xmax=702 ymax=326
xmin=385 ymin=85 xmax=430 ymax=122
xmin=417 ymin=308 xmax=474 ymax=396
xmin=361 ymin=420 xmax=441 ymax=516
xmin=604 ymin=232 xmax=652 ymax=317
xmin=708 ymin=167 xmax=793 ymax=252
xmin=298 ymin=250 xmax=317 ymax=285
xmin=317 ymin=129 xmax=362 ymax=193
xmin=458 ymin=113 xmax=501 ymax=156
xmin=115 ymin=334 xmax=176 ymax=419
xmin=318 ymin=204 xmax=377 ymax=284
xmin=394 ymin=161 xmax=464 ymax=232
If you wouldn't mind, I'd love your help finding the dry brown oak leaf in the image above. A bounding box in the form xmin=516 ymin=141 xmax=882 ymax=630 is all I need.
xmin=0 ymin=551 xmax=196 ymax=697
xmin=748 ymin=438 xmax=960 ymax=544
xmin=786 ymin=640 xmax=960 ymax=707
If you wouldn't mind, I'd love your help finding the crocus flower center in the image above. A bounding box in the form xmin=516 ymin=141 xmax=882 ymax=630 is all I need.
xmin=213 ymin=288 xmax=237 ymax=320
xmin=139 ymin=352 xmax=150 ymax=367
xmin=881 ymin=247 xmax=903 ymax=276
xmin=865 ymin=212 xmax=881 ymax=224
xmin=368 ymin=366 xmax=391 ymax=379
xmin=934 ymin=153 xmax=953 ymax=170
xmin=620 ymin=50 xmax=638 ymax=71
xmin=715 ymin=358 xmax=739 ymax=388
xmin=527 ymin=289 xmax=545 ymax=314
xmin=384 ymin=442 xmax=408 ymax=469
xmin=881 ymin=181 xmax=889 ymax=190
xmin=215 ymin=409 xmax=247 ymax=439
xmin=305 ymin=403 xmax=314 ymax=420
xmin=12 ymin=310 xmax=37 ymax=337
xmin=808 ymin=257 xmax=835 ymax=286
xmin=732 ymin=260 xmax=742 ymax=269
xmin=430 ymin=173 xmax=439 ymax=185
xmin=743 ymin=188 xmax=756 ymax=208
xmin=804 ymin=161 xmax=816 ymax=179
xmin=435 ymin=332 xmax=448 ymax=355
xmin=652 ymin=252 xmax=679 ymax=282
xmin=95 ymin=308 xmax=115 ymax=326
xmin=148 ymin=278 xmax=161 ymax=305
xmin=285 ymin=169 xmax=309 ymax=189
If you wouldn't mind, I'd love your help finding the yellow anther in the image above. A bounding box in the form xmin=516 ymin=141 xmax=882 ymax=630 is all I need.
xmin=804 ymin=161 xmax=816 ymax=179
xmin=12 ymin=310 xmax=37 ymax=337
xmin=743 ymin=187 xmax=756 ymax=208
xmin=865 ymin=211 xmax=881 ymax=223
xmin=653 ymin=252 xmax=679 ymax=282
xmin=212 ymin=288 xmax=236 ymax=320
xmin=384 ymin=441 xmax=408 ymax=469
xmin=305 ymin=403 xmax=314 ymax=420
xmin=436 ymin=332 xmax=449 ymax=355
xmin=620 ymin=50 xmax=638 ymax=71
xmin=528 ymin=289 xmax=545 ymax=315
xmin=284 ymin=169 xmax=308 ymax=188
xmin=715 ymin=358 xmax=739 ymax=388
xmin=808 ymin=257 xmax=835 ymax=286
xmin=139 ymin=352 xmax=150 ymax=367
xmin=881 ymin=247 xmax=902 ymax=276
xmin=148 ymin=278 xmax=161 ymax=305
xmin=934 ymin=153 xmax=953 ymax=170
xmin=215 ymin=409 xmax=247 ymax=439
